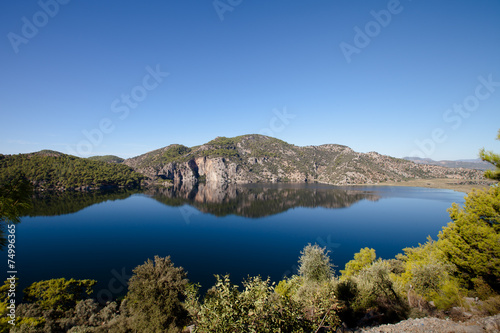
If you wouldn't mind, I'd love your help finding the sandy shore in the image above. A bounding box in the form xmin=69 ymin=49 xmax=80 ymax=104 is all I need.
xmin=367 ymin=178 xmax=495 ymax=193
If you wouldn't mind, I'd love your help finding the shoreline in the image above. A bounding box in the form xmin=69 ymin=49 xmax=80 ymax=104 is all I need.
xmin=365 ymin=178 xmax=495 ymax=193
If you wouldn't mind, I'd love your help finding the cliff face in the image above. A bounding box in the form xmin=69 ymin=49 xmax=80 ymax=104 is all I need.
xmin=123 ymin=134 xmax=484 ymax=187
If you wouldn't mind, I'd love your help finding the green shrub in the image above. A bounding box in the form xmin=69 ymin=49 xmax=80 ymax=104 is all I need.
xmin=298 ymin=243 xmax=334 ymax=283
xmin=126 ymin=256 xmax=189 ymax=333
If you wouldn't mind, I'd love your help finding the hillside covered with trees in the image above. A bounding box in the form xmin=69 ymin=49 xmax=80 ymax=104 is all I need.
xmin=0 ymin=151 xmax=144 ymax=191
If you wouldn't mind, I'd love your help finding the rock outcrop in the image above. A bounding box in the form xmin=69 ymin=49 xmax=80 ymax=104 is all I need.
xmin=123 ymin=135 xmax=485 ymax=187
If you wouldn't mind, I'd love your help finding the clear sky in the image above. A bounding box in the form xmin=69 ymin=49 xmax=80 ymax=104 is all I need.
xmin=1 ymin=0 xmax=499 ymax=160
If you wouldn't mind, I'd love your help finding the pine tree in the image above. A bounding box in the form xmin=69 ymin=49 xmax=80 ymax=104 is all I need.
xmin=479 ymin=129 xmax=500 ymax=181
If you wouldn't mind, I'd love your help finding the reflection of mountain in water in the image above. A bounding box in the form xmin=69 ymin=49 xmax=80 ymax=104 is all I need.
xmin=23 ymin=184 xmax=380 ymax=218
xmin=147 ymin=183 xmax=380 ymax=218
xmin=27 ymin=189 xmax=141 ymax=217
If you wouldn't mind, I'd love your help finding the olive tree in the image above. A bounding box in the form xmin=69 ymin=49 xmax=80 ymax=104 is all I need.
xmin=126 ymin=255 xmax=189 ymax=333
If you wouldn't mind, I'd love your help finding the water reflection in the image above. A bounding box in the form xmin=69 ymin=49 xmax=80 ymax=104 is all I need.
xmin=27 ymin=189 xmax=141 ymax=216
xmin=25 ymin=184 xmax=380 ymax=219
xmin=147 ymin=183 xmax=381 ymax=218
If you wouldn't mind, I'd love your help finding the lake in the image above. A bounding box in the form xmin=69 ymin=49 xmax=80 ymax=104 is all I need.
xmin=4 ymin=183 xmax=465 ymax=302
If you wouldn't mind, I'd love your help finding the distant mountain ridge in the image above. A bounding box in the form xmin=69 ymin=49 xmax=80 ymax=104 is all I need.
xmin=123 ymin=134 xmax=484 ymax=186
xmin=404 ymin=157 xmax=493 ymax=171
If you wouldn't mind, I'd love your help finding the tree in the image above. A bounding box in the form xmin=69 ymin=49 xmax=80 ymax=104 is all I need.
xmin=298 ymin=243 xmax=334 ymax=283
xmin=480 ymin=129 xmax=500 ymax=181
xmin=340 ymin=247 xmax=376 ymax=279
xmin=126 ymin=255 xmax=189 ymax=333
xmin=0 ymin=174 xmax=32 ymax=223
xmin=437 ymin=185 xmax=500 ymax=292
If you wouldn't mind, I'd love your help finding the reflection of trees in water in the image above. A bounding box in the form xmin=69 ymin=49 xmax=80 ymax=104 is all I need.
xmin=27 ymin=189 xmax=141 ymax=217
xmin=13 ymin=183 xmax=380 ymax=221
xmin=147 ymin=184 xmax=380 ymax=218
xmin=0 ymin=175 xmax=33 ymax=250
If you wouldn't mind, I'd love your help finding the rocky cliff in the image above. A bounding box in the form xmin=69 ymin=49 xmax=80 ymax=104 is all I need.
xmin=123 ymin=134 xmax=484 ymax=187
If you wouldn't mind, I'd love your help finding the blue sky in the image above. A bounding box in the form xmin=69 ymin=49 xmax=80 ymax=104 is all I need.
xmin=1 ymin=0 xmax=499 ymax=160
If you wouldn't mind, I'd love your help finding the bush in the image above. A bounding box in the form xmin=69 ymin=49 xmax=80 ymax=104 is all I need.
xmin=355 ymin=260 xmax=408 ymax=324
xmin=126 ymin=255 xmax=189 ymax=333
xmin=298 ymin=243 xmax=334 ymax=283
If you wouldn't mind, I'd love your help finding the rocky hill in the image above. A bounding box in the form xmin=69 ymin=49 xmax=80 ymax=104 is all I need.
xmin=124 ymin=134 xmax=484 ymax=186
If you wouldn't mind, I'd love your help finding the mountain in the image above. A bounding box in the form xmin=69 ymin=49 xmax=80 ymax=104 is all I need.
xmin=404 ymin=157 xmax=493 ymax=171
xmin=0 ymin=151 xmax=144 ymax=191
xmin=124 ymin=134 xmax=484 ymax=186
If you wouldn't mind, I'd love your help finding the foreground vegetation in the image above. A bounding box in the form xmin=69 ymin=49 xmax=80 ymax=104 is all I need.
xmin=0 ymin=184 xmax=498 ymax=332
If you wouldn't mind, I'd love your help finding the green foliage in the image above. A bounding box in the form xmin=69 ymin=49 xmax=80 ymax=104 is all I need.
xmin=437 ymin=185 xmax=500 ymax=291
xmin=0 ymin=152 xmax=144 ymax=191
xmin=195 ymin=274 xmax=319 ymax=332
xmin=162 ymin=145 xmax=192 ymax=162
xmin=428 ymin=279 xmax=464 ymax=310
xmin=126 ymin=255 xmax=189 ymax=332
xmin=396 ymin=240 xmax=448 ymax=297
xmin=340 ymin=247 xmax=376 ymax=279
xmin=201 ymin=137 xmax=241 ymax=159
xmin=23 ymin=278 xmax=96 ymax=312
xmin=0 ymin=174 xmax=33 ymax=223
xmin=275 ymin=276 xmax=301 ymax=299
xmin=298 ymin=243 xmax=334 ymax=283
xmin=195 ymin=275 xmax=241 ymax=332
xmin=292 ymin=277 xmax=341 ymax=330
xmin=87 ymin=155 xmax=125 ymax=163
xmin=355 ymin=260 xmax=409 ymax=323
xmin=479 ymin=129 xmax=500 ymax=181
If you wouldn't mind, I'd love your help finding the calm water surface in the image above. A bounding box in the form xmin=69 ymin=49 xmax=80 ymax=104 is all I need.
xmin=4 ymin=184 xmax=465 ymax=300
